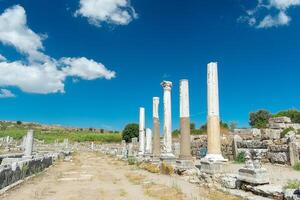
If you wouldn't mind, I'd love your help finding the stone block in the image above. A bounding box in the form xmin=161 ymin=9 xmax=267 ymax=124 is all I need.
xmin=269 ymin=122 xmax=286 ymax=129
xmin=262 ymin=129 xmax=281 ymax=140
xmin=267 ymin=152 xmax=288 ymax=164
xmin=199 ymin=160 xmax=226 ymax=174
xmin=238 ymin=168 xmax=269 ymax=185
xmin=269 ymin=117 xmax=291 ymax=124
xmin=220 ymin=175 xmax=237 ymax=189
xmin=268 ymin=144 xmax=289 ymax=152
xmin=289 ymin=141 xmax=300 ymax=166
xmin=284 ymin=189 xmax=300 ymax=200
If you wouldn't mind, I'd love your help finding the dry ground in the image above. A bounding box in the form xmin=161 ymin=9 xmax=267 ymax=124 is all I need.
xmin=1 ymin=152 xmax=240 ymax=200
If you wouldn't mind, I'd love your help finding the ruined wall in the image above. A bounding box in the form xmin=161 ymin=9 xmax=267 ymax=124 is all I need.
xmin=0 ymin=152 xmax=70 ymax=190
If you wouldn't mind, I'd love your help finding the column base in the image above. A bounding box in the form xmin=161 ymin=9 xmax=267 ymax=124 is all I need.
xmin=160 ymin=153 xmax=176 ymax=165
xmin=176 ymin=159 xmax=194 ymax=170
xmin=199 ymin=156 xmax=227 ymax=174
xmin=203 ymin=154 xmax=228 ymax=162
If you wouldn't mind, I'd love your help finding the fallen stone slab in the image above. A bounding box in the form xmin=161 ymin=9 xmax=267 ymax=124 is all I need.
xmin=242 ymin=184 xmax=284 ymax=200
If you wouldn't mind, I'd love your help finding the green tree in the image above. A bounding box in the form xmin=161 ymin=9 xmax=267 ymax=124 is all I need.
xmin=190 ymin=123 xmax=196 ymax=130
xmin=274 ymin=109 xmax=300 ymax=123
xmin=122 ymin=123 xmax=139 ymax=143
xmin=16 ymin=121 xmax=22 ymax=125
xmin=249 ymin=110 xmax=271 ymax=128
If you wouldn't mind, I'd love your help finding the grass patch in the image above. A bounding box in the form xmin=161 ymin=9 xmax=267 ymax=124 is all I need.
xmin=284 ymin=179 xmax=300 ymax=189
xmin=139 ymin=163 xmax=160 ymax=173
xmin=125 ymin=173 xmax=145 ymax=185
xmin=0 ymin=128 xmax=121 ymax=143
xmin=144 ymin=183 xmax=187 ymax=200
xmin=280 ymin=127 xmax=295 ymax=138
xmin=161 ymin=161 xmax=174 ymax=175
xmin=234 ymin=152 xmax=246 ymax=164
xmin=202 ymin=189 xmax=242 ymax=200
xmin=119 ymin=189 xmax=127 ymax=197
xmin=293 ymin=162 xmax=300 ymax=171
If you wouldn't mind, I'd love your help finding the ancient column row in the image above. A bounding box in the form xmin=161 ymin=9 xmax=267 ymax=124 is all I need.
xmin=138 ymin=62 xmax=224 ymax=163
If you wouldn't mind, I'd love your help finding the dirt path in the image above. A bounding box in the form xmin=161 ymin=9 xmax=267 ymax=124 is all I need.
xmin=1 ymin=152 xmax=240 ymax=200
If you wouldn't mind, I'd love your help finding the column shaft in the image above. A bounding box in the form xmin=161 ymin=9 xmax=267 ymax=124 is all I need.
xmin=152 ymin=97 xmax=161 ymax=157
xmin=161 ymin=81 xmax=173 ymax=154
xmin=139 ymin=107 xmax=145 ymax=154
xmin=206 ymin=62 xmax=223 ymax=159
xmin=179 ymin=80 xmax=192 ymax=160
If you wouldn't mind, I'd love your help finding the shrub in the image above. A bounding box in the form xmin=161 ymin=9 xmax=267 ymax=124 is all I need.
xmin=139 ymin=163 xmax=160 ymax=173
xmin=280 ymin=127 xmax=295 ymax=138
xmin=127 ymin=156 xmax=136 ymax=165
xmin=249 ymin=110 xmax=272 ymax=128
xmin=274 ymin=109 xmax=300 ymax=124
xmin=161 ymin=161 xmax=174 ymax=175
xmin=284 ymin=179 xmax=300 ymax=189
xmin=122 ymin=123 xmax=139 ymax=143
xmin=235 ymin=151 xmax=246 ymax=163
xmin=293 ymin=162 xmax=300 ymax=171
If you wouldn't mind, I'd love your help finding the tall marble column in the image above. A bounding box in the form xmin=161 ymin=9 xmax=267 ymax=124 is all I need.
xmin=145 ymin=128 xmax=152 ymax=154
xmin=152 ymin=97 xmax=161 ymax=158
xmin=205 ymin=62 xmax=225 ymax=161
xmin=139 ymin=107 xmax=145 ymax=155
xmin=24 ymin=129 xmax=34 ymax=158
xmin=161 ymin=81 xmax=174 ymax=156
xmin=179 ymin=79 xmax=192 ymax=160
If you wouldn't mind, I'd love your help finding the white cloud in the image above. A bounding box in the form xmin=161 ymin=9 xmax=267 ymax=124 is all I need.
xmin=75 ymin=0 xmax=137 ymax=27
xmin=240 ymin=0 xmax=300 ymax=28
xmin=0 ymin=5 xmax=116 ymax=94
xmin=0 ymin=61 xmax=65 ymax=94
xmin=0 ymin=54 xmax=6 ymax=61
xmin=0 ymin=89 xmax=15 ymax=98
xmin=257 ymin=11 xmax=291 ymax=28
xmin=0 ymin=5 xmax=47 ymax=61
xmin=61 ymin=57 xmax=116 ymax=80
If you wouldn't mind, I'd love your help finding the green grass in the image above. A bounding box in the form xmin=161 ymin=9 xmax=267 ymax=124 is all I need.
xmin=0 ymin=128 xmax=122 ymax=143
xmin=293 ymin=162 xmax=300 ymax=171
xmin=234 ymin=151 xmax=246 ymax=164
xmin=284 ymin=179 xmax=300 ymax=189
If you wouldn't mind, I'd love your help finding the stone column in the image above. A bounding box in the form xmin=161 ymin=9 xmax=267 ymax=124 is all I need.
xmin=205 ymin=62 xmax=225 ymax=161
xmin=24 ymin=129 xmax=34 ymax=158
xmin=161 ymin=81 xmax=174 ymax=156
xmin=179 ymin=79 xmax=192 ymax=160
xmin=145 ymin=128 xmax=152 ymax=154
xmin=152 ymin=97 xmax=161 ymax=158
xmin=139 ymin=107 xmax=145 ymax=155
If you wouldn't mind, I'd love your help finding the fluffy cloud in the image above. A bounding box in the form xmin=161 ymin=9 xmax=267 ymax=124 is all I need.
xmin=0 ymin=89 xmax=15 ymax=98
xmin=61 ymin=57 xmax=116 ymax=80
xmin=0 ymin=5 xmax=116 ymax=94
xmin=0 ymin=5 xmax=47 ymax=61
xmin=75 ymin=0 xmax=137 ymax=26
xmin=0 ymin=54 xmax=6 ymax=61
xmin=240 ymin=0 xmax=300 ymax=28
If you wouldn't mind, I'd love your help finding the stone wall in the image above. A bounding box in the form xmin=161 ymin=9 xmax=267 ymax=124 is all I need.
xmin=0 ymin=151 xmax=70 ymax=190
xmin=189 ymin=117 xmax=300 ymax=165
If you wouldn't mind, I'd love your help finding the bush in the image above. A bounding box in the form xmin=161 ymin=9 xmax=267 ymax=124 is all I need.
xmin=235 ymin=151 xmax=246 ymax=163
xmin=249 ymin=110 xmax=272 ymax=128
xmin=127 ymin=156 xmax=136 ymax=165
xmin=122 ymin=123 xmax=139 ymax=143
xmin=293 ymin=162 xmax=300 ymax=171
xmin=284 ymin=179 xmax=300 ymax=189
xmin=139 ymin=163 xmax=160 ymax=173
xmin=274 ymin=109 xmax=300 ymax=123
xmin=280 ymin=127 xmax=295 ymax=138
xmin=161 ymin=161 xmax=174 ymax=175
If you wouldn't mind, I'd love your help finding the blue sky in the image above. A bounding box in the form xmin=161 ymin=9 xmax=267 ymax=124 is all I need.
xmin=0 ymin=0 xmax=299 ymax=130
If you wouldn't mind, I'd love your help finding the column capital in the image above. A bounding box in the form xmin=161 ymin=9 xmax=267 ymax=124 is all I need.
xmin=161 ymin=81 xmax=172 ymax=90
